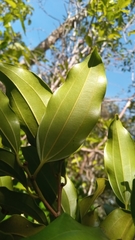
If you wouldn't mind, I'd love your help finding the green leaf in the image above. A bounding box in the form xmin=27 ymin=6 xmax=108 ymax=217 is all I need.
xmin=21 ymin=213 xmax=108 ymax=240
xmin=100 ymin=209 xmax=135 ymax=240
xmin=81 ymin=209 xmax=100 ymax=227
xmin=0 ymin=64 xmax=52 ymax=142
xmin=0 ymin=91 xmax=20 ymax=154
xmin=0 ymin=148 xmax=27 ymax=188
xmin=104 ymin=115 xmax=135 ymax=209
xmin=0 ymin=176 xmax=13 ymax=190
xmin=62 ymin=176 xmax=77 ymax=218
xmin=18 ymin=12 xmax=26 ymax=34
xmin=128 ymin=30 xmax=135 ymax=36
xmin=0 ymin=215 xmax=45 ymax=239
xmin=5 ymin=0 xmax=17 ymax=8
xmin=117 ymin=0 xmax=131 ymax=9
xmin=0 ymin=187 xmax=46 ymax=224
xmin=131 ymin=178 xmax=135 ymax=224
xmin=79 ymin=178 xmax=107 ymax=220
xmin=3 ymin=13 xmax=13 ymax=26
xmin=0 ymin=231 xmax=13 ymax=240
xmin=22 ymin=146 xmax=60 ymax=205
xmin=37 ymin=48 xmax=107 ymax=166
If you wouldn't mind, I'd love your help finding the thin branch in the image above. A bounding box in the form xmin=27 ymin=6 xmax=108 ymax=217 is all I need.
xmin=56 ymin=161 xmax=66 ymax=215
xmin=38 ymin=0 xmax=61 ymax=24
xmin=23 ymin=164 xmax=58 ymax=217
xmin=119 ymin=99 xmax=131 ymax=119
xmin=31 ymin=6 xmax=88 ymax=58
xmin=32 ymin=179 xmax=58 ymax=217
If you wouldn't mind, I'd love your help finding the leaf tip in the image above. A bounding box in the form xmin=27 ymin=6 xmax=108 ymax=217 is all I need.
xmin=88 ymin=47 xmax=102 ymax=68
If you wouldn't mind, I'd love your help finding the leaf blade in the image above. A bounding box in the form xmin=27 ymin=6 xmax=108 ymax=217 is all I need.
xmin=104 ymin=115 xmax=135 ymax=209
xmin=0 ymin=148 xmax=27 ymax=188
xmin=0 ymin=91 xmax=20 ymax=154
xmin=21 ymin=213 xmax=108 ymax=240
xmin=100 ymin=209 xmax=135 ymax=240
xmin=0 ymin=65 xmax=52 ymax=139
xmin=62 ymin=176 xmax=77 ymax=218
xmin=37 ymin=48 xmax=107 ymax=164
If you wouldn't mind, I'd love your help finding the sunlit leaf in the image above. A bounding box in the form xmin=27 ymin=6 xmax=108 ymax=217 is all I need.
xmin=0 ymin=65 xmax=52 ymax=142
xmin=37 ymin=48 xmax=107 ymax=168
xmin=104 ymin=115 xmax=135 ymax=209
xmin=128 ymin=30 xmax=135 ymax=36
xmin=62 ymin=176 xmax=77 ymax=218
xmin=5 ymin=0 xmax=17 ymax=8
xmin=0 ymin=91 xmax=20 ymax=154
xmin=0 ymin=176 xmax=13 ymax=190
xmin=100 ymin=209 xmax=135 ymax=240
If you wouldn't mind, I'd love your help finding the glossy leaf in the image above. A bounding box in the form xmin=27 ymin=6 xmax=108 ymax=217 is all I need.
xmin=104 ymin=115 xmax=135 ymax=209
xmin=62 ymin=176 xmax=77 ymax=218
xmin=0 ymin=64 xmax=52 ymax=140
xmin=0 ymin=214 xmax=45 ymax=239
xmin=0 ymin=91 xmax=20 ymax=154
xmin=0 ymin=148 xmax=27 ymax=188
xmin=0 ymin=187 xmax=46 ymax=224
xmin=79 ymin=178 xmax=107 ymax=220
xmin=100 ymin=209 xmax=135 ymax=240
xmin=37 ymin=48 xmax=107 ymax=166
xmin=21 ymin=213 xmax=108 ymax=240
xmin=22 ymin=146 xmax=60 ymax=204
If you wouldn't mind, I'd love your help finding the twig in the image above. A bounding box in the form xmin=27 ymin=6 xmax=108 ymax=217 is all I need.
xmin=119 ymin=99 xmax=131 ymax=119
xmin=23 ymin=163 xmax=58 ymax=217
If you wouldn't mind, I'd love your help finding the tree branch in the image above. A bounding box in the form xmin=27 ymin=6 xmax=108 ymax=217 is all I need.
xmin=31 ymin=7 xmax=87 ymax=55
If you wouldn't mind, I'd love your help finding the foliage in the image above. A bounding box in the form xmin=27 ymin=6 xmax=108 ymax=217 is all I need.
xmin=35 ymin=0 xmax=135 ymax=86
xmin=0 ymin=0 xmax=33 ymax=65
xmin=0 ymin=0 xmax=135 ymax=239
xmin=0 ymin=48 xmax=109 ymax=239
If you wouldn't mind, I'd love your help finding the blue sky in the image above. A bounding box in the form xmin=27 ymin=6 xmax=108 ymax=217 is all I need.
xmin=15 ymin=0 xmax=134 ymax=100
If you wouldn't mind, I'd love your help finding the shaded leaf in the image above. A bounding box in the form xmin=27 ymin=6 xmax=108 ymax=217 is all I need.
xmin=100 ymin=209 xmax=135 ymax=240
xmin=0 ymin=91 xmax=20 ymax=154
xmin=22 ymin=146 xmax=61 ymax=205
xmin=0 ymin=148 xmax=27 ymax=188
xmin=0 ymin=65 xmax=52 ymax=141
xmin=131 ymin=178 xmax=135 ymax=224
xmin=62 ymin=176 xmax=77 ymax=218
xmin=21 ymin=213 xmax=108 ymax=240
xmin=104 ymin=115 xmax=135 ymax=209
xmin=81 ymin=209 xmax=100 ymax=227
xmin=0 ymin=231 xmax=13 ymax=240
xmin=79 ymin=178 xmax=107 ymax=219
xmin=0 ymin=215 xmax=45 ymax=239
xmin=37 ymin=48 xmax=107 ymax=166
xmin=0 ymin=187 xmax=46 ymax=224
